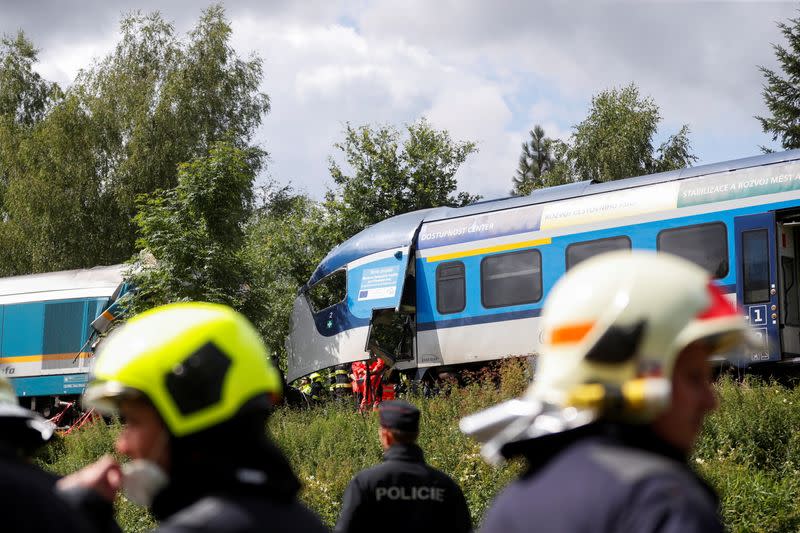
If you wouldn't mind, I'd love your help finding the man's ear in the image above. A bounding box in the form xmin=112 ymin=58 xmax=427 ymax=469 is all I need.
xmin=379 ymin=426 xmax=394 ymax=448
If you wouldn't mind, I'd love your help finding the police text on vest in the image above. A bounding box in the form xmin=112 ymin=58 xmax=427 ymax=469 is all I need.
xmin=375 ymin=486 xmax=445 ymax=502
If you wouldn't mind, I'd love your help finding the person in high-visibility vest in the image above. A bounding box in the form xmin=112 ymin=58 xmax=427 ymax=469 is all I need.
xmin=309 ymin=372 xmax=325 ymax=402
xmin=330 ymin=364 xmax=353 ymax=399
xmin=298 ymin=377 xmax=312 ymax=397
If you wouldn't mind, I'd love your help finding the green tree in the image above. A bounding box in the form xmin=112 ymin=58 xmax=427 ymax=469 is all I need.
xmin=0 ymin=31 xmax=62 ymax=220
xmin=325 ymin=118 xmax=480 ymax=239
xmin=570 ymin=84 xmax=697 ymax=182
xmin=758 ymin=14 xmax=800 ymax=149
xmin=0 ymin=31 xmax=61 ymax=126
xmin=244 ymin=189 xmax=337 ymax=368
xmin=511 ymin=125 xmax=561 ymax=195
xmin=127 ymin=140 xmax=261 ymax=315
xmin=0 ymin=5 xmax=270 ymax=275
xmin=1 ymin=95 xmax=107 ymax=274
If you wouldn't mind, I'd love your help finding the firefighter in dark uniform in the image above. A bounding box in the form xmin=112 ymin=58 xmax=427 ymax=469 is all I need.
xmin=309 ymin=372 xmax=325 ymax=402
xmin=330 ymin=364 xmax=353 ymax=399
xmin=58 ymin=302 xmax=327 ymax=533
xmin=335 ymin=400 xmax=471 ymax=533
xmin=461 ymin=251 xmax=754 ymax=533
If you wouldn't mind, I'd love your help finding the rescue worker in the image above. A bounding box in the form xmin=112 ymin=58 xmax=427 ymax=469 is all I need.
xmin=309 ymin=372 xmax=325 ymax=402
xmin=59 ymin=302 xmax=327 ymax=532
xmin=298 ymin=376 xmax=312 ymax=396
xmin=351 ymin=361 xmax=367 ymax=405
xmin=330 ymin=363 xmax=353 ymax=399
xmin=460 ymin=251 xmax=753 ymax=533
xmin=366 ymin=358 xmax=385 ymax=408
xmin=335 ymin=400 xmax=471 ymax=533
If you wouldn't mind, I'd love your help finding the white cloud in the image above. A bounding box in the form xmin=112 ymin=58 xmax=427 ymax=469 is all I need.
xmin=3 ymin=0 xmax=796 ymax=202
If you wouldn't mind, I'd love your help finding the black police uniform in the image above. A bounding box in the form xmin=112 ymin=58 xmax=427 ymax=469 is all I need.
xmin=335 ymin=401 xmax=471 ymax=533
xmin=481 ymin=423 xmax=722 ymax=533
xmin=336 ymin=443 xmax=471 ymax=533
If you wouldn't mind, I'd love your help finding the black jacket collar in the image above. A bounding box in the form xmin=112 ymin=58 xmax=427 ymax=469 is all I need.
xmin=507 ymin=422 xmax=689 ymax=476
xmin=383 ymin=443 xmax=426 ymax=463
xmin=150 ymin=438 xmax=301 ymax=521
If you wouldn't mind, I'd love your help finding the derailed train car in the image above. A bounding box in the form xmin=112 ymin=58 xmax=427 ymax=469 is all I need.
xmin=287 ymin=150 xmax=800 ymax=382
xmin=0 ymin=265 xmax=126 ymax=415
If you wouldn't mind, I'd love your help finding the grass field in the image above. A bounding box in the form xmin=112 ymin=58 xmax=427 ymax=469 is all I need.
xmin=38 ymin=360 xmax=800 ymax=532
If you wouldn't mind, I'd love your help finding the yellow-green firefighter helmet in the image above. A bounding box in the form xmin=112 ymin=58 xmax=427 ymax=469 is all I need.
xmin=84 ymin=302 xmax=282 ymax=437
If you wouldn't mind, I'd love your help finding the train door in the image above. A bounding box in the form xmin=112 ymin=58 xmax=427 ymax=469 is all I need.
xmin=364 ymin=249 xmax=416 ymax=367
xmin=777 ymin=213 xmax=800 ymax=359
xmin=734 ymin=213 xmax=780 ymax=363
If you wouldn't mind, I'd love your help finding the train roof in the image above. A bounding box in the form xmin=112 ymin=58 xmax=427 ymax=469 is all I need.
xmin=309 ymin=149 xmax=800 ymax=285
xmin=0 ymin=264 xmax=124 ymax=299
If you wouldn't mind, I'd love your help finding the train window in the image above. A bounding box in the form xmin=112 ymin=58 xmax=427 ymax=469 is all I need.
xmin=481 ymin=249 xmax=542 ymax=308
xmin=742 ymin=229 xmax=770 ymax=304
xmin=566 ymin=236 xmax=631 ymax=270
xmin=436 ymin=261 xmax=466 ymax=314
xmin=657 ymin=222 xmax=729 ymax=279
xmin=307 ymin=270 xmax=347 ymax=313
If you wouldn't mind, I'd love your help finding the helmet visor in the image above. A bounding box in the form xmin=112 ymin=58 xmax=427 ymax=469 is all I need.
xmin=83 ymin=381 xmax=147 ymax=415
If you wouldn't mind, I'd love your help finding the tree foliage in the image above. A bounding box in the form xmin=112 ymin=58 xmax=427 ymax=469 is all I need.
xmin=0 ymin=32 xmax=61 ymax=126
xmin=0 ymin=5 xmax=269 ymax=275
xmin=127 ymin=140 xmax=261 ymax=315
xmin=325 ymin=119 xmax=480 ymax=238
xmin=514 ymin=84 xmax=697 ymax=193
xmin=0 ymin=32 xmax=63 ymax=221
xmin=570 ymin=84 xmax=697 ymax=182
xmin=244 ymin=189 xmax=337 ymax=367
xmin=758 ymin=15 xmax=800 ymax=150
xmin=512 ymin=125 xmax=552 ymax=195
xmin=511 ymin=125 xmax=558 ymax=195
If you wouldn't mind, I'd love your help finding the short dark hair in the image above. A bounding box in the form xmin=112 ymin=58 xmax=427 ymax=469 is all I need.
xmin=387 ymin=428 xmax=419 ymax=445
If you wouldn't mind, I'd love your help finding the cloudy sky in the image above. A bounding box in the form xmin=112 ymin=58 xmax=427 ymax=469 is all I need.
xmin=1 ymin=1 xmax=796 ymax=199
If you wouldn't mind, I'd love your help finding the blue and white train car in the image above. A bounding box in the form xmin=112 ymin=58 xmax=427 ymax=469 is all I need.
xmin=286 ymin=150 xmax=800 ymax=381
xmin=0 ymin=265 xmax=125 ymax=414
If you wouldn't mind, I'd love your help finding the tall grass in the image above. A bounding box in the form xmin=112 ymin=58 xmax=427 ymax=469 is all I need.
xmin=39 ymin=362 xmax=800 ymax=532
xmin=695 ymin=377 xmax=800 ymax=532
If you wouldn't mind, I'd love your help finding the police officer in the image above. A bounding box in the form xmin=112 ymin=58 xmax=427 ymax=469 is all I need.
xmin=59 ymin=302 xmax=327 ymax=532
xmin=461 ymin=251 xmax=753 ymax=533
xmin=335 ymin=400 xmax=471 ymax=533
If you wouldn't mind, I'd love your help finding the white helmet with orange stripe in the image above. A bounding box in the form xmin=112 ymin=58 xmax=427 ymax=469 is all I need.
xmin=531 ymin=250 xmax=749 ymax=415
xmin=460 ymin=250 xmax=753 ymax=464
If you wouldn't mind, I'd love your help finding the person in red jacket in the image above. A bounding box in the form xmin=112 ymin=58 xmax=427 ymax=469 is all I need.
xmin=351 ymin=361 xmax=367 ymax=407
xmin=352 ymin=358 xmax=387 ymax=411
